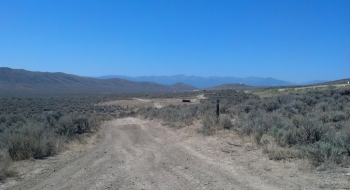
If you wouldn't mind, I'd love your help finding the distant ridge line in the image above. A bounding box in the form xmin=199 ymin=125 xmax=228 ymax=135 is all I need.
xmin=0 ymin=67 xmax=197 ymax=97
xmin=98 ymin=75 xmax=296 ymax=88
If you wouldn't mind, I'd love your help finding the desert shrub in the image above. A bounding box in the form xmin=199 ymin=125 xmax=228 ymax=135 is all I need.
xmin=281 ymin=105 xmax=299 ymax=118
xmin=239 ymin=98 xmax=260 ymax=113
xmin=289 ymin=100 xmax=306 ymax=115
xmin=338 ymin=128 xmax=350 ymax=156
xmin=281 ymin=117 xmax=333 ymax=147
xmin=254 ymin=127 xmax=264 ymax=145
xmin=262 ymin=141 xmax=302 ymax=160
xmin=315 ymin=102 xmax=329 ymax=112
xmin=234 ymin=114 xmax=255 ymax=136
xmin=0 ymin=95 xmax=120 ymax=172
xmin=55 ymin=113 xmax=99 ymax=139
xmin=0 ymin=150 xmax=16 ymax=181
xmin=271 ymin=127 xmax=285 ymax=146
xmin=329 ymin=111 xmax=347 ymax=122
xmin=56 ymin=115 xmax=75 ymax=137
xmin=137 ymin=104 xmax=201 ymax=128
xmin=200 ymin=114 xmax=217 ymax=135
xmin=317 ymin=112 xmax=329 ymax=123
xmin=226 ymin=88 xmax=350 ymax=166
xmin=219 ymin=115 xmax=233 ymax=130
xmin=234 ymin=111 xmax=254 ymax=133
xmin=302 ymin=95 xmax=317 ymax=106
xmin=0 ymin=116 xmax=6 ymax=124
xmin=0 ymin=122 xmax=64 ymax=160
xmin=305 ymin=141 xmax=343 ymax=166
xmin=263 ymin=99 xmax=280 ymax=112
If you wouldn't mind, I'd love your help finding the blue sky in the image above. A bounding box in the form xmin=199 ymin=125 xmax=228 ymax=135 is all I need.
xmin=0 ymin=0 xmax=349 ymax=83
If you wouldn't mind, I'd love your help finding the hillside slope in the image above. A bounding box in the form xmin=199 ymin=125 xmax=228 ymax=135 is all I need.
xmin=312 ymin=78 xmax=350 ymax=86
xmin=0 ymin=68 xmax=197 ymax=97
xmin=99 ymin=75 xmax=295 ymax=88
xmin=204 ymin=83 xmax=254 ymax=91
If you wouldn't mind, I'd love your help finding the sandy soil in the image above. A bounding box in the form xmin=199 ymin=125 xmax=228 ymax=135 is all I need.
xmin=1 ymin=117 xmax=349 ymax=190
xmin=98 ymin=94 xmax=206 ymax=109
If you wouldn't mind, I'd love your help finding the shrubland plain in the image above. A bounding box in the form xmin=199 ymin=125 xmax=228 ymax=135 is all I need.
xmin=0 ymin=85 xmax=350 ymax=188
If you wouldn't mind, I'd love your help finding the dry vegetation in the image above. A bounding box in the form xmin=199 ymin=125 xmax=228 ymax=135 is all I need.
xmin=0 ymin=94 xmax=137 ymax=181
xmin=1 ymin=86 xmax=349 ymax=182
xmin=137 ymin=86 xmax=350 ymax=169
xmin=0 ymin=91 xmax=202 ymax=181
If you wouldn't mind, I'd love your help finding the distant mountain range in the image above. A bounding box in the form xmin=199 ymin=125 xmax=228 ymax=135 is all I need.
xmin=204 ymin=83 xmax=254 ymax=91
xmin=0 ymin=68 xmax=197 ymax=97
xmin=1 ymin=67 xmax=337 ymax=97
xmin=98 ymin=75 xmax=322 ymax=88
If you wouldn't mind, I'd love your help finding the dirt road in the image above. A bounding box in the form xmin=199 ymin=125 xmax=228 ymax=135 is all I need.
xmin=2 ymin=118 xmax=349 ymax=190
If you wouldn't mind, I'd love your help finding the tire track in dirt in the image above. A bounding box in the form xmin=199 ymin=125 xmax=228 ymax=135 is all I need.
xmin=3 ymin=117 xmax=347 ymax=190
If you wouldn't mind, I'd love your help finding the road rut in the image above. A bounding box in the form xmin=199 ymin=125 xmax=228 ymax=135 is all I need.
xmin=3 ymin=118 xmax=348 ymax=190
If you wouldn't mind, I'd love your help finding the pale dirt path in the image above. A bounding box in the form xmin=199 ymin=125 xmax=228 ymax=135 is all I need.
xmin=2 ymin=118 xmax=349 ymax=190
xmin=99 ymin=94 xmax=206 ymax=109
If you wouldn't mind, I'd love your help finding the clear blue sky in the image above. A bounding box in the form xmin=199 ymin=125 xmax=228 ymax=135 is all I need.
xmin=1 ymin=0 xmax=349 ymax=83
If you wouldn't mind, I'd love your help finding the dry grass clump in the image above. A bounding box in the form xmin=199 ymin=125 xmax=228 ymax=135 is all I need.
xmin=199 ymin=114 xmax=217 ymax=135
xmin=196 ymin=114 xmax=233 ymax=135
xmin=0 ymin=150 xmax=16 ymax=181
xmin=264 ymin=145 xmax=302 ymax=161
xmin=219 ymin=115 xmax=233 ymax=129
xmin=137 ymin=104 xmax=199 ymax=128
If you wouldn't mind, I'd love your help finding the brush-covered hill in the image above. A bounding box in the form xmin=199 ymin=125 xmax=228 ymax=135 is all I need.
xmin=312 ymin=78 xmax=350 ymax=86
xmin=204 ymin=83 xmax=254 ymax=91
xmin=0 ymin=68 xmax=197 ymax=97
xmin=99 ymin=75 xmax=295 ymax=88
